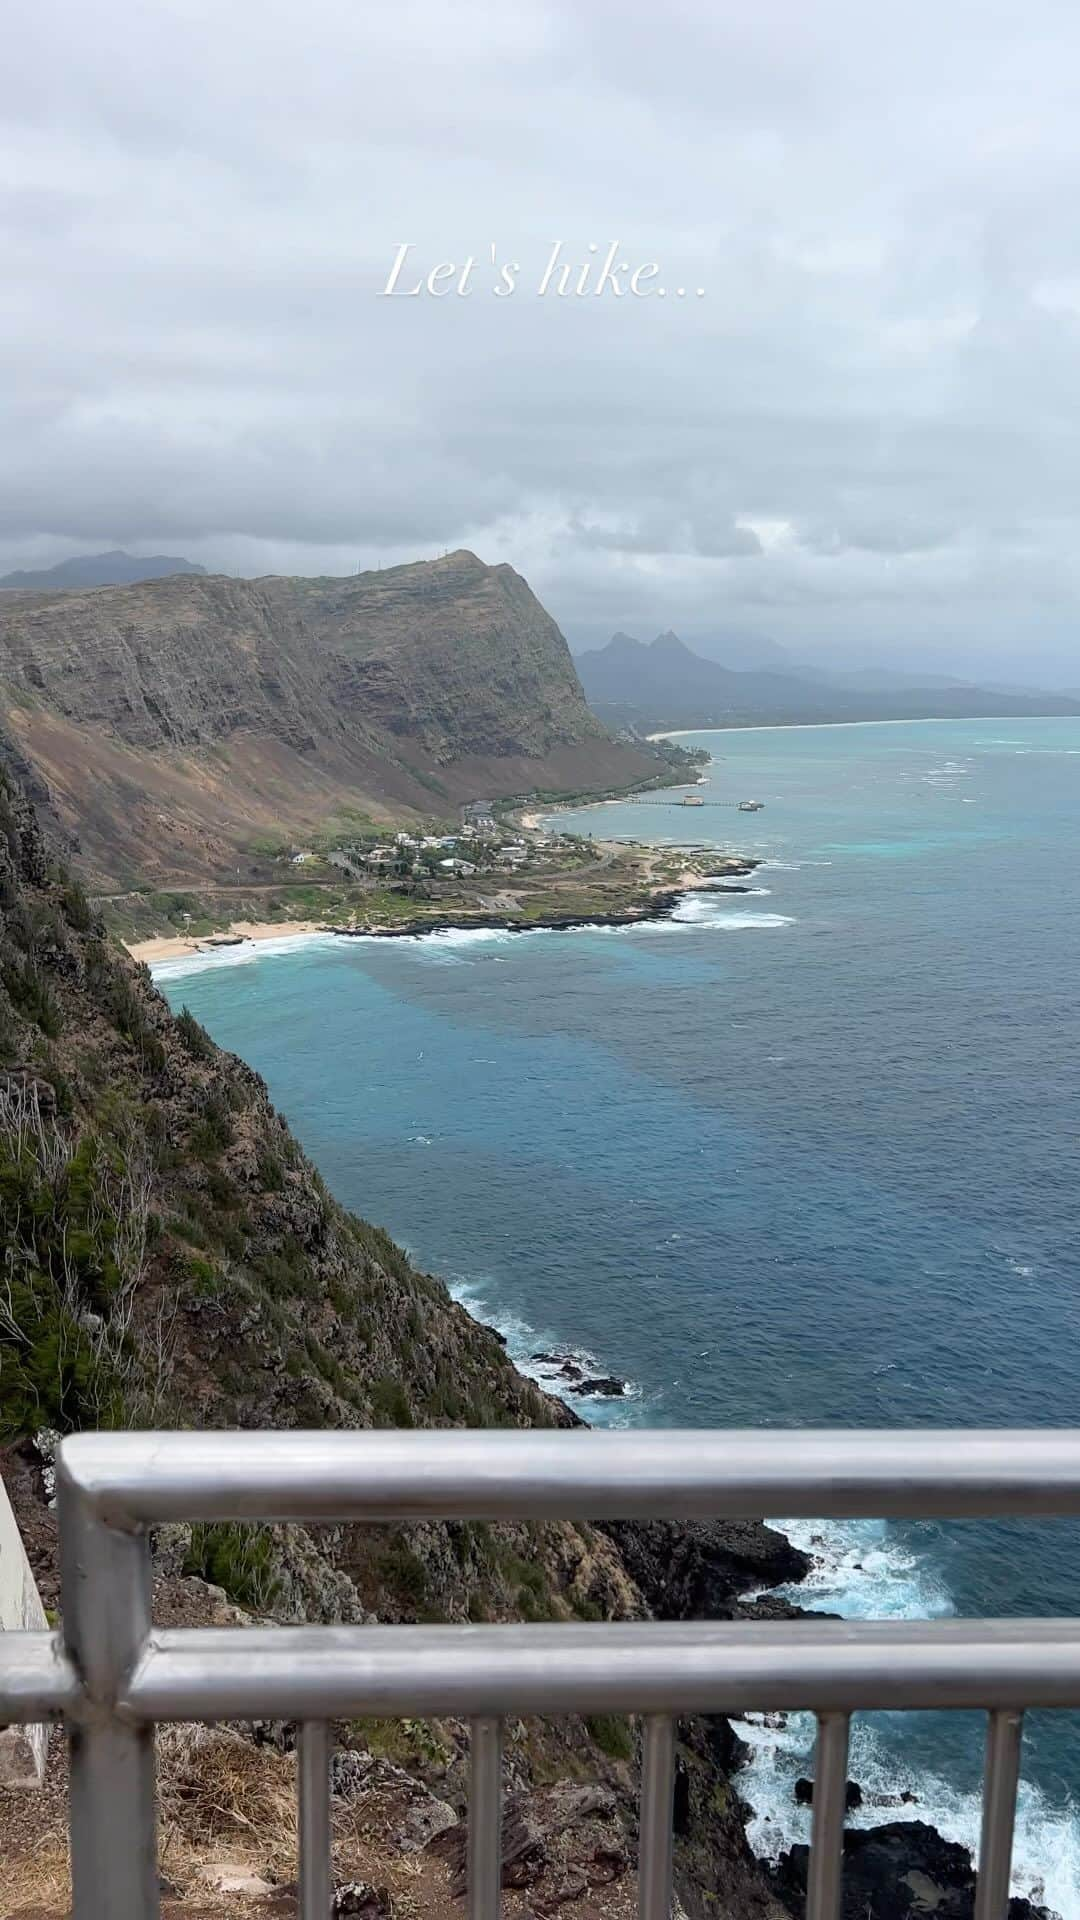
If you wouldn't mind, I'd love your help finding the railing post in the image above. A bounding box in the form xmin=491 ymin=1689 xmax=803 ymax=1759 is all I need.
xmin=975 ymin=1710 xmax=1023 ymax=1920
xmin=58 ymin=1462 xmax=159 ymax=1920
xmin=468 ymin=1716 xmax=504 ymax=1920
xmin=299 ymin=1721 xmax=332 ymax=1919
xmin=638 ymin=1714 xmax=677 ymax=1920
xmin=805 ymin=1712 xmax=850 ymax=1920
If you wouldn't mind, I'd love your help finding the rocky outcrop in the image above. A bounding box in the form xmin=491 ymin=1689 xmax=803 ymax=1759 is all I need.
xmin=793 ymin=1777 xmax=862 ymax=1810
xmin=772 ymin=1822 xmax=1052 ymax=1920
xmin=601 ymin=1518 xmax=809 ymax=1620
xmin=0 ymin=552 xmax=657 ymax=886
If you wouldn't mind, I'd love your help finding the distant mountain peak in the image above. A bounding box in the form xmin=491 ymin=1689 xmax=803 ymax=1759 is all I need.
xmin=0 ymin=549 xmax=207 ymax=592
xmin=575 ymin=623 xmax=1080 ymax=729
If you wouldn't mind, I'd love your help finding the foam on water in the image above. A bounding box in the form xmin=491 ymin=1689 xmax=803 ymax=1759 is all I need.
xmin=150 ymin=931 xmax=338 ymax=981
xmin=670 ymin=896 xmax=795 ymax=929
xmin=447 ymin=1276 xmax=642 ymax=1425
xmin=741 ymin=1709 xmax=1080 ymax=1916
xmin=738 ymin=1516 xmax=1080 ymax=1914
xmin=760 ymin=858 xmax=834 ymax=871
xmin=409 ymin=926 xmax=519 ymax=949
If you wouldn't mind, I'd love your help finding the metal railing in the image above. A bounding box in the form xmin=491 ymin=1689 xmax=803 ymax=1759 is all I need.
xmin=5 ymin=1428 xmax=1080 ymax=1920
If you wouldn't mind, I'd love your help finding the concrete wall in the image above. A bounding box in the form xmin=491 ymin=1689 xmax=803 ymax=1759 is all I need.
xmin=0 ymin=1473 xmax=48 ymax=1785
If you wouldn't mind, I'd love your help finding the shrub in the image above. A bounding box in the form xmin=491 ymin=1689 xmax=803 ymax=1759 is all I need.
xmin=188 ymin=1093 xmax=234 ymax=1161
xmin=1 ymin=957 xmax=62 ymax=1037
xmin=60 ymin=881 xmax=95 ymax=932
xmin=256 ymin=1149 xmax=285 ymax=1191
xmin=369 ymin=1375 xmax=414 ymax=1428
xmin=585 ymin=1714 xmax=634 ymax=1762
xmin=175 ymin=1006 xmax=215 ymax=1061
xmin=184 ymin=1522 xmax=280 ymax=1609
xmin=0 ymin=1102 xmax=156 ymax=1436
xmin=377 ymin=1543 xmax=429 ymax=1608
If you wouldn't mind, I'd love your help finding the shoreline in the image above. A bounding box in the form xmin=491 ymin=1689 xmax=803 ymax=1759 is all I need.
xmin=651 ymin=710 xmax=1080 ymax=739
xmin=126 ymin=860 xmax=756 ymax=966
xmin=127 ymin=918 xmax=327 ymax=966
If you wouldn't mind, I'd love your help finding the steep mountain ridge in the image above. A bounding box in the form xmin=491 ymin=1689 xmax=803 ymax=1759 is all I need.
xmin=0 ymin=553 xmax=654 ymax=887
xmin=577 ymin=630 xmax=1080 ymax=730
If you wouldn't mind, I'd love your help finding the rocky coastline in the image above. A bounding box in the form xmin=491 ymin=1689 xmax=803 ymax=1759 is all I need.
xmin=326 ymin=861 xmax=759 ymax=944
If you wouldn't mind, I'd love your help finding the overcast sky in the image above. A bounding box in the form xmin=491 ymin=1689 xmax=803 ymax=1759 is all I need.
xmin=5 ymin=0 xmax=1080 ymax=681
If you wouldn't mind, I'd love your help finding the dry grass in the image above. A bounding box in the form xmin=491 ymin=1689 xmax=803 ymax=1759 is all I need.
xmin=158 ymin=1726 xmax=299 ymax=1887
xmin=3 ymin=1726 xmax=640 ymax=1920
xmin=156 ymin=1727 xmax=449 ymax=1908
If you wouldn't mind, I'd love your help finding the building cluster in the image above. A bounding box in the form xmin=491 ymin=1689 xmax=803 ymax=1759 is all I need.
xmin=307 ymin=803 xmax=559 ymax=886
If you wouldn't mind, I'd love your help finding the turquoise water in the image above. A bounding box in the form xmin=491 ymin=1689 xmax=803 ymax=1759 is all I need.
xmin=156 ymin=717 xmax=1080 ymax=1910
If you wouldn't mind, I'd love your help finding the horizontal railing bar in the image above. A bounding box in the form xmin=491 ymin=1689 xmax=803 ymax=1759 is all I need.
xmin=0 ymin=1632 xmax=80 ymax=1721
xmin=58 ymin=1428 xmax=1080 ymax=1528
xmin=122 ymin=1619 xmax=1080 ymax=1721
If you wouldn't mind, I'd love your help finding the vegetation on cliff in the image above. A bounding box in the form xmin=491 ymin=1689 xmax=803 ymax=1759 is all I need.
xmin=0 ymin=758 xmax=813 ymax=1920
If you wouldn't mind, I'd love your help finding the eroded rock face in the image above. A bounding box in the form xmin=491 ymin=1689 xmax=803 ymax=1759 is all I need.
xmin=601 ymin=1517 xmax=810 ymax=1620
xmin=0 ymin=552 xmax=655 ymax=885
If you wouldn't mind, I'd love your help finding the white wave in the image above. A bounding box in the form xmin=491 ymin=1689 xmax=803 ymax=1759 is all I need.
xmin=399 ymin=926 xmax=521 ymax=962
xmin=764 ymin=1516 xmax=954 ymax=1621
xmin=741 ymin=1710 xmax=1080 ymax=1917
xmin=150 ymin=931 xmax=338 ymax=980
xmin=448 ymin=1251 xmax=1080 ymax=1907
xmin=1005 ymin=1257 xmax=1037 ymax=1279
xmin=926 ymin=759 xmax=972 ymax=775
xmin=693 ymin=880 xmax=773 ymax=896
xmin=760 ymin=858 xmax=834 ymax=871
xmin=670 ymin=896 xmax=795 ymax=930
xmin=414 ymin=926 xmax=518 ymax=948
xmin=446 ymin=1278 xmax=641 ymax=1426
xmin=739 ymin=1516 xmax=1080 ymax=1913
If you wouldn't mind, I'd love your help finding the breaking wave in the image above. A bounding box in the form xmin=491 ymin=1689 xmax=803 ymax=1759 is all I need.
xmin=447 ymin=1276 xmax=642 ymax=1426
xmin=738 ymin=1516 xmax=1079 ymax=1915
xmin=150 ymin=931 xmax=338 ymax=980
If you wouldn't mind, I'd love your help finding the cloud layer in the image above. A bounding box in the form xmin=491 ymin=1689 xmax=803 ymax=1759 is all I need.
xmin=5 ymin=0 xmax=1080 ymax=679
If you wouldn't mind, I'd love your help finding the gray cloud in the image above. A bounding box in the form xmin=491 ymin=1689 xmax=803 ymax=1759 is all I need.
xmin=3 ymin=0 xmax=1080 ymax=680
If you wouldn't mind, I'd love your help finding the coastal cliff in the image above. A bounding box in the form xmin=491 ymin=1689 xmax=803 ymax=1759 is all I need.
xmin=0 ymin=760 xmax=797 ymax=1919
xmin=0 ymin=552 xmax=656 ymax=888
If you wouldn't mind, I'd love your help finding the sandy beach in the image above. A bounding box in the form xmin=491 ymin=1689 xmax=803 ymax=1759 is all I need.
xmin=125 ymin=919 xmax=327 ymax=965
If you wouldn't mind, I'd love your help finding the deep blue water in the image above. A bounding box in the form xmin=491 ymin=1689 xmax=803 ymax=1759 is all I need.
xmin=156 ymin=717 xmax=1080 ymax=1909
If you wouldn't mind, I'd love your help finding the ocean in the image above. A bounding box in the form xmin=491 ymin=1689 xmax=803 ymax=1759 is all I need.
xmin=154 ymin=715 xmax=1080 ymax=1912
